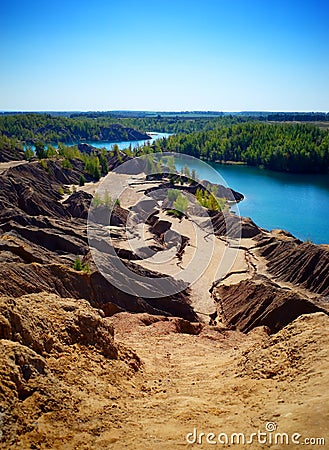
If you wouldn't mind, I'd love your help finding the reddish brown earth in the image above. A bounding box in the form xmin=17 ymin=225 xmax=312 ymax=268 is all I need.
xmin=0 ymin=157 xmax=328 ymax=448
xmin=0 ymin=293 xmax=328 ymax=449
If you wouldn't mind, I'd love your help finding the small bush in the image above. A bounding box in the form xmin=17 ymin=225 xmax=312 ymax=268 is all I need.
xmin=82 ymin=263 xmax=90 ymax=273
xmin=167 ymin=189 xmax=180 ymax=202
xmin=62 ymin=158 xmax=72 ymax=170
xmin=104 ymin=190 xmax=113 ymax=207
xmin=166 ymin=209 xmax=183 ymax=219
xmin=79 ymin=175 xmax=85 ymax=186
xmin=73 ymin=257 xmax=83 ymax=271
xmin=93 ymin=192 xmax=103 ymax=207
xmin=173 ymin=193 xmax=189 ymax=215
xmin=39 ymin=159 xmax=48 ymax=170
xmin=24 ymin=147 xmax=34 ymax=161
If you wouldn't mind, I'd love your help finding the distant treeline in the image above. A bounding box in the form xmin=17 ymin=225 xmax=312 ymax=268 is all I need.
xmin=1 ymin=113 xmax=328 ymax=146
xmin=0 ymin=114 xmax=149 ymax=144
xmin=163 ymin=122 xmax=329 ymax=174
xmin=0 ymin=113 xmax=257 ymax=141
xmin=266 ymin=112 xmax=329 ymax=122
xmin=70 ymin=111 xmax=329 ymax=121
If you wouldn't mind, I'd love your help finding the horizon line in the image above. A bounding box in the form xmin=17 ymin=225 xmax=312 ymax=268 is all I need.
xmin=1 ymin=109 xmax=328 ymax=114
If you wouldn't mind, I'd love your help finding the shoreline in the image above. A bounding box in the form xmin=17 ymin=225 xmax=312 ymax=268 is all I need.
xmin=81 ymin=172 xmax=328 ymax=323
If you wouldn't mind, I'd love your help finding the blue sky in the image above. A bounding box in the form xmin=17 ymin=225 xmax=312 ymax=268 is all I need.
xmin=1 ymin=0 xmax=329 ymax=111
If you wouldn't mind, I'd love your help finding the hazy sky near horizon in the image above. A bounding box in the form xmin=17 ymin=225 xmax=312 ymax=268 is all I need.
xmin=1 ymin=0 xmax=329 ymax=111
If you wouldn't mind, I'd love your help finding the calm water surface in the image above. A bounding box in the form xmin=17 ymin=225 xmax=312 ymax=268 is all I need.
xmin=81 ymin=132 xmax=171 ymax=151
xmin=175 ymin=158 xmax=329 ymax=244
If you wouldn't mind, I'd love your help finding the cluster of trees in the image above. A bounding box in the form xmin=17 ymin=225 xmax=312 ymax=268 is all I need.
xmin=167 ymin=186 xmax=226 ymax=215
xmin=167 ymin=190 xmax=189 ymax=217
xmin=0 ymin=113 xmax=260 ymax=144
xmin=31 ymin=141 xmax=109 ymax=181
xmin=0 ymin=114 xmax=146 ymax=144
xmin=195 ymin=188 xmax=226 ymax=211
xmin=164 ymin=123 xmax=329 ymax=173
xmin=266 ymin=112 xmax=329 ymax=122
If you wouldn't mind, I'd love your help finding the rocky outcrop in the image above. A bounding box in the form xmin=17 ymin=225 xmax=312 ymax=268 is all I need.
xmin=63 ymin=190 xmax=92 ymax=219
xmin=210 ymin=211 xmax=262 ymax=238
xmin=213 ymin=277 xmax=328 ymax=333
xmin=255 ymin=234 xmax=329 ymax=295
xmin=0 ymin=292 xmax=140 ymax=448
xmin=0 ymin=293 xmax=118 ymax=358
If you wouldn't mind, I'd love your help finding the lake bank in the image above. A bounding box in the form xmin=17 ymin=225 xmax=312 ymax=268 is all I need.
xmin=174 ymin=157 xmax=329 ymax=244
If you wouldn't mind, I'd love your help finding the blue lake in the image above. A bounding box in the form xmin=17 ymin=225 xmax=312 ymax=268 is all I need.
xmin=76 ymin=132 xmax=171 ymax=151
xmin=175 ymin=157 xmax=329 ymax=244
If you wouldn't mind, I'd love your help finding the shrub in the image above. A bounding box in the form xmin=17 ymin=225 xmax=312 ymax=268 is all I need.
xmin=82 ymin=263 xmax=90 ymax=273
xmin=92 ymin=192 xmax=103 ymax=207
xmin=104 ymin=190 xmax=113 ymax=207
xmin=39 ymin=159 xmax=48 ymax=170
xmin=167 ymin=189 xmax=180 ymax=202
xmin=24 ymin=146 xmax=34 ymax=161
xmin=35 ymin=141 xmax=46 ymax=159
xmin=46 ymin=144 xmax=57 ymax=158
xmin=79 ymin=175 xmax=85 ymax=186
xmin=173 ymin=193 xmax=189 ymax=215
xmin=62 ymin=158 xmax=72 ymax=169
xmin=99 ymin=149 xmax=109 ymax=175
xmin=73 ymin=257 xmax=83 ymax=271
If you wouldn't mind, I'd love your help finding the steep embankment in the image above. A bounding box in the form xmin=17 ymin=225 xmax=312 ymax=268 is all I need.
xmin=0 ymin=292 xmax=140 ymax=449
xmin=255 ymin=233 xmax=329 ymax=295
xmin=0 ymin=144 xmax=25 ymax=163
xmin=0 ymin=159 xmax=196 ymax=321
xmin=210 ymin=224 xmax=329 ymax=333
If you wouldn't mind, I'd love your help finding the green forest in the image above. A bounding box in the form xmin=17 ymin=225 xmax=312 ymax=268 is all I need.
xmin=1 ymin=113 xmax=328 ymax=174
xmin=0 ymin=114 xmax=150 ymax=144
xmin=162 ymin=122 xmax=329 ymax=173
xmin=0 ymin=113 xmax=253 ymax=143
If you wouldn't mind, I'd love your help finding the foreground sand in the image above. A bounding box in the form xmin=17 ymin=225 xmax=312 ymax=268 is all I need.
xmin=107 ymin=312 xmax=329 ymax=450
xmin=2 ymin=299 xmax=327 ymax=450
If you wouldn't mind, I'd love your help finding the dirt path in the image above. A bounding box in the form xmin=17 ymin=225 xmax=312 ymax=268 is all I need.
xmin=105 ymin=311 xmax=329 ymax=450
